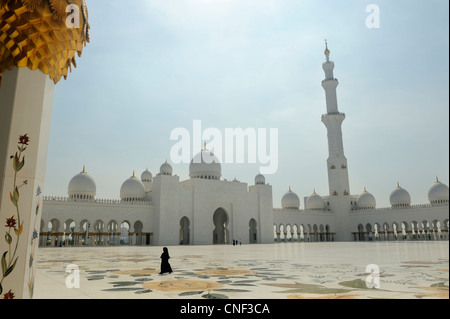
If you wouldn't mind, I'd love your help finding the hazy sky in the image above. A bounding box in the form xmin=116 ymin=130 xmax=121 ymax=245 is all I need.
xmin=44 ymin=0 xmax=449 ymax=208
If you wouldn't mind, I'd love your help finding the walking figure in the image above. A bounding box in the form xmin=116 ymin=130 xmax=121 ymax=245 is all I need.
xmin=159 ymin=247 xmax=173 ymax=274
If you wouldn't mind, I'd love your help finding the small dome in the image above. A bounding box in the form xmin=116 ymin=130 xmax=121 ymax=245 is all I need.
xmin=390 ymin=183 xmax=411 ymax=208
xmin=189 ymin=146 xmax=221 ymax=180
xmin=255 ymin=173 xmax=265 ymax=185
xmin=68 ymin=166 xmax=96 ymax=200
xmin=282 ymin=187 xmax=300 ymax=209
xmin=141 ymin=169 xmax=152 ymax=182
xmin=428 ymin=177 xmax=449 ymax=205
xmin=160 ymin=161 xmax=173 ymax=176
xmin=356 ymin=187 xmax=376 ymax=209
xmin=120 ymin=172 xmax=145 ymax=201
xmin=306 ymin=190 xmax=325 ymax=210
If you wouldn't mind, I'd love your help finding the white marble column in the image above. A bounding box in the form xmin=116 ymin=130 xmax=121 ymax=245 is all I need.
xmin=0 ymin=67 xmax=55 ymax=298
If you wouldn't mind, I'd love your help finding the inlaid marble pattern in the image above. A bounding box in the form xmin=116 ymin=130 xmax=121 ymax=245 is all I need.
xmin=33 ymin=242 xmax=448 ymax=299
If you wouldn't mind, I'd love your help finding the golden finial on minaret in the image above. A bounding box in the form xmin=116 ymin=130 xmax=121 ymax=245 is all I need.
xmin=82 ymin=165 xmax=86 ymax=173
xmin=313 ymin=188 xmax=316 ymax=194
xmin=324 ymin=39 xmax=330 ymax=61
xmin=364 ymin=186 xmax=367 ymax=192
xmin=132 ymin=170 xmax=136 ymax=178
xmin=396 ymin=182 xmax=400 ymax=188
xmin=436 ymin=176 xmax=439 ymax=183
xmin=289 ymin=186 xmax=292 ymax=192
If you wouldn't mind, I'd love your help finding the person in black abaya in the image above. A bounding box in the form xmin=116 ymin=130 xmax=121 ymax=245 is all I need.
xmin=159 ymin=247 xmax=173 ymax=274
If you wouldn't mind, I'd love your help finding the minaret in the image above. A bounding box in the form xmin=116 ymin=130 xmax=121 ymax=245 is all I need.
xmin=321 ymin=41 xmax=350 ymax=198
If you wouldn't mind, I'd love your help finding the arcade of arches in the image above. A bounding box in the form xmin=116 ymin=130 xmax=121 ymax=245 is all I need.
xmin=39 ymin=217 xmax=449 ymax=247
xmin=353 ymin=219 xmax=449 ymax=241
xmin=274 ymin=218 xmax=449 ymax=242
xmin=39 ymin=219 xmax=151 ymax=247
xmin=39 ymin=209 xmax=262 ymax=247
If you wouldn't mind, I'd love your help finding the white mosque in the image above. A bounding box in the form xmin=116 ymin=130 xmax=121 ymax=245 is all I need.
xmin=40 ymin=44 xmax=449 ymax=247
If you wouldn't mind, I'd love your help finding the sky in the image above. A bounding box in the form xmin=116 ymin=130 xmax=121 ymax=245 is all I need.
xmin=44 ymin=0 xmax=449 ymax=208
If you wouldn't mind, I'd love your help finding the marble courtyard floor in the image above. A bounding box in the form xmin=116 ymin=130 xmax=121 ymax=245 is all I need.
xmin=33 ymin=241 xmax=449 ymax=299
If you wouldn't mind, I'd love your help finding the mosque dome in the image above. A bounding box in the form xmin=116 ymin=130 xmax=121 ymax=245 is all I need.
xmin=189 ymin=146 xmax=221 ymax=180
xmin=281 ymin=187 xmax=300 ymax=209
xmin=120 ymin=172 xmax=146 ymax=201
xmin=160 ymin=161 xmax=173 ymax=176
xmin=255 ymin=173 xmax=265 ymax=185
xmin=428 ymin=177 xmax=449 ymax=205
xmin=68 ymin=166 xmax=96 ymax=200
xmin=389 ymin=183 xmax=411 ymax=208
xmin=141 ymin=169 xmax=152 ymax=182
xmin=306 ymin=190 xmax=325 ymax=210
xmin=356 ymin=187 xmax=376 ymax=209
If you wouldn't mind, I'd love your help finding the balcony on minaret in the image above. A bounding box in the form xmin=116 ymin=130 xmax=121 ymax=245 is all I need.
xmin=322 ymin=78 xmax=338 ymax=86
xmin=321 ymin=112 xmax=345 ymax=122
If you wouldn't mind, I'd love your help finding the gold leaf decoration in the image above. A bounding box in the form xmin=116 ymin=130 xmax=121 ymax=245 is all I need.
xmin=22 ymin=0 xmax=44 ymax=10
xmin=0 ymin=0 xmax=90 ymax=86
xmin=48 ymin=0 xmax=68 ymax=20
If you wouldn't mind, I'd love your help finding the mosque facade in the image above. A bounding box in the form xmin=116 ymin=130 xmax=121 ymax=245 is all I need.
xmin=40 ymin=45 xmax=449 ymax=247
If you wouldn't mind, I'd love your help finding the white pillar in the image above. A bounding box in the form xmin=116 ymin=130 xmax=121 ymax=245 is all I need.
xmin=0 ymin=67 xmax=55 ymax=298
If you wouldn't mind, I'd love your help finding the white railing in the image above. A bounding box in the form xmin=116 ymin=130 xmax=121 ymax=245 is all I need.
xmin=273 ymin=208 xmax=329 ymax=213
xmin=352 ymin=202 xmax=449 ymax=213
xmin=43 ymin=196 xmax=152 ymax=206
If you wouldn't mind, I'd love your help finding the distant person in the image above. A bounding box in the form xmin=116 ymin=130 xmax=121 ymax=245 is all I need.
xmin=159 ymin=247 xmax=173 ymax=275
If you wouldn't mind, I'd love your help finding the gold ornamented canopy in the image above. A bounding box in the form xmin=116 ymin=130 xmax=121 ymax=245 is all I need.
xmin=0 ymin=0 xmax=90 ymax=86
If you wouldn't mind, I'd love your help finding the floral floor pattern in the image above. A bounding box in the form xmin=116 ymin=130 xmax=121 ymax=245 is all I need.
xmin=34 ymin=242 xmax=448 ymax=299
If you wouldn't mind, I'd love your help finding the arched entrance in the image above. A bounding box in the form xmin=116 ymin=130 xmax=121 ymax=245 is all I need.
xmin=249 ymin=218 xmax=257 ymax=243
xmin=180 ymin=216 xmax=190 ymax=245
xmin=213 ymin=208 xmax=229 ymax=244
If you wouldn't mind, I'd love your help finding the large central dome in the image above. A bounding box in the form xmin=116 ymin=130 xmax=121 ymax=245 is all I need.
xmin=189 ymin=146 xmax=221 ymax=180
